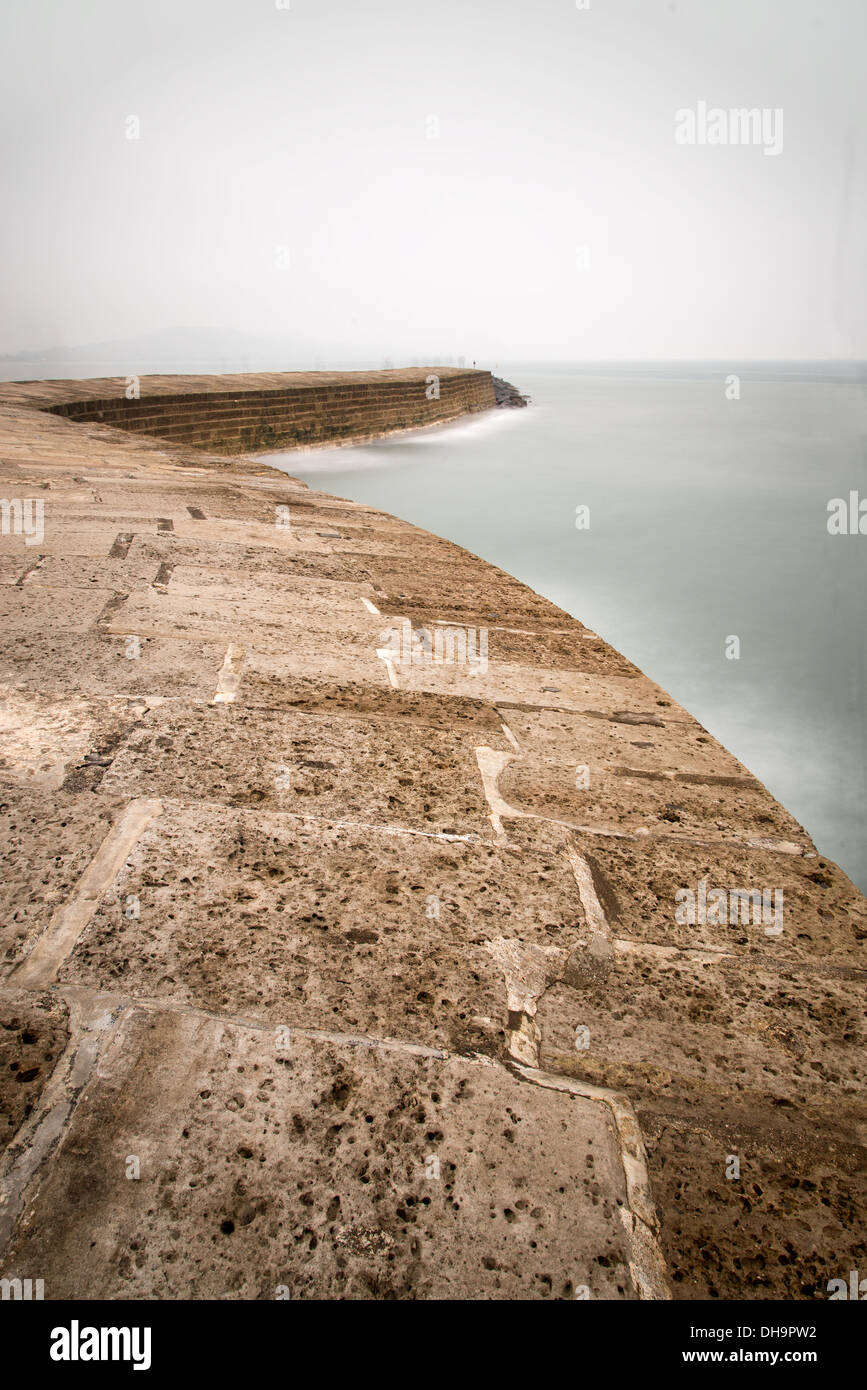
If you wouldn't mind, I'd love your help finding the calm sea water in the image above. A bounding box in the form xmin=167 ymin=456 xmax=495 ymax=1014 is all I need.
xmin=262 ymin=364 xmax=867 ymax=894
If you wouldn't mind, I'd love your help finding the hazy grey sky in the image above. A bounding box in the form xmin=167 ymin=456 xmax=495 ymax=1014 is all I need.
xmin=2 ymin=0 xmax=865 ymax=361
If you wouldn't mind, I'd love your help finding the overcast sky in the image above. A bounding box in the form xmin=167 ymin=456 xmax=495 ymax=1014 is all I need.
xmin=2 ymin=0 xmax=865 ymax=362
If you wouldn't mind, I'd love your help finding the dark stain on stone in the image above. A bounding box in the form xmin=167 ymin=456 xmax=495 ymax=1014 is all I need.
xmin=609 ymin=711 xmax=665 ymax=728
xmin=96 ymin=590 xmax=129 ymax=625
xmin=108 ymin=533 xmax=133 ymax=559
xmin=583 ymin=851 xmax=621 ymax=926
xmin=14 ymin=556 xmax=44 ymax=587
xmin=676 ymin=772 xmax=758 ymax=788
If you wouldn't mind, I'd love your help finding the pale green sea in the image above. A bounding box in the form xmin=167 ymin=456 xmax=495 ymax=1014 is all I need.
xmin=262 ymin=363 xmax=867 ymax=894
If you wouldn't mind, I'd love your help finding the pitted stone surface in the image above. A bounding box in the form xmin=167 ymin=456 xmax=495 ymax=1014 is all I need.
xmin=0 ymin=1007 xmax=634 ymax=1301
xmin=57 ymin=802 xmax=585 ymax=1054
xmin=0 ymin=368 xmax=864 ymax=1301
xmin=0 ymin=990 xmax=69 ymax=1158
xmin=98 ymin=705 xmax=507 ymax=834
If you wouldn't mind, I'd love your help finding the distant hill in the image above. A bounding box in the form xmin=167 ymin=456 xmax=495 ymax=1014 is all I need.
xmin=0 ymin=326 xmax=355 ymax=378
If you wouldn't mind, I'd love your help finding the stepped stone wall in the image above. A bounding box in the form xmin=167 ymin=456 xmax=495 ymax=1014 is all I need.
xmin=6 ymin=367 xmax=497 ymax=455
xmin=0 ymin=368 xmax=864 ymax=1302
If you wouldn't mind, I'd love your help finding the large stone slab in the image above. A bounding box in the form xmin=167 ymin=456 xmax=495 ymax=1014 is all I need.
xmin=0 ymin=789 xmax=126 ymax=971
xmin=395 ymin=657 xmax=679 ymax=717
xmin=0 ymin=1004 xmax=634 ymax=1299
xmin=537 ymin=949 xmax=866 ymax=1109
xmin=640 ymin=1100 xmax=867 ymax=1301
xmin=59 ymin=803 xmax=587 ymax=1055
xmin=562 ymin=832 xmax=866 ymax=967
xmin=0 ymin=633 xmax=230 ymax=701
xmin=498 ymin=750 xmax=809 ymax=846
xmin=99 ymin=704 xmax=505 ymax=836
xmin=0 ymin=585 xmax=113 ymax=635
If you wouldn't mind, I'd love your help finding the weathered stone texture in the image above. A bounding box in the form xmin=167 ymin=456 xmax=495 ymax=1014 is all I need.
xmin=3 ymin=367 xmax=496 ymax=455
xmin=0 ymin=369 xmax=863 ymax=1301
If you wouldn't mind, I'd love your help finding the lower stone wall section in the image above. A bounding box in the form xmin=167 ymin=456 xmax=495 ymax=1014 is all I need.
xmin=39 ymin=367 xmax=497 ymax=453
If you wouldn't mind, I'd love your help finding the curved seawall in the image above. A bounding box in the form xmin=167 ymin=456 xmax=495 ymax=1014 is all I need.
xmin=7 ymin=366 xmax=496 ymax=454
xmin=0 ymin=369 xmax=864 ymax=1300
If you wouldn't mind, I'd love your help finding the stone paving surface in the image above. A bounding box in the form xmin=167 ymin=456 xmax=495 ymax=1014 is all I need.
xmin=0 ymin=370 xmax=864 ymax=1300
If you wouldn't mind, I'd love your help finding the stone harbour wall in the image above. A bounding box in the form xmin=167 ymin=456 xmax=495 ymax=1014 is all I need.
xmin=12 ymin=367 xmax=498 ymax=454
xmin=0 ymin=368 xmax=864 ymax=1302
